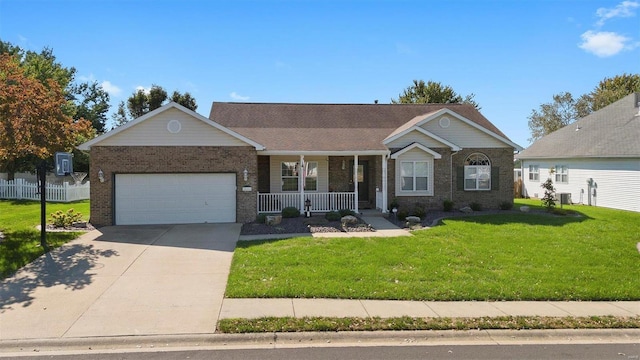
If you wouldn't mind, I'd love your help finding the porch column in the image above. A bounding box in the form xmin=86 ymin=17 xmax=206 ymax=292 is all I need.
xmin=299 ymin=155 xmax=305 ymax=214
xmin=382 ymin=154 xmax=388 ymax=213
xmin=353 ymin=155 xmax=359 ymax=213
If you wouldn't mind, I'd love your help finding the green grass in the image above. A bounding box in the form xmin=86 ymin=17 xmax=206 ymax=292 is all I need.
xmin=218 ymin=316 xmax=640 ymax=333
xmin=227 ymin=199 xmax=640 ymax=301
xmin=0 ymin=200 xmax=90 ymax=278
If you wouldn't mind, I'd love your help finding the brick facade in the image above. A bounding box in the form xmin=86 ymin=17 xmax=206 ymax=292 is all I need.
xmin=89 ymin=146 xmax=258 ymax=226
xmin=387 ymin=148 xmax=514 ymax=212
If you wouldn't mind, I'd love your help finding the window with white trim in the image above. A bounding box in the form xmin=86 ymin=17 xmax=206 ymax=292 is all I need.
xmin=280 ymin=161 xmax=318 ymax=191
xmin=401 ymin=161 xmax=429 ymax=191
xmin=464 ymin=153 xmax=491 ymax=190
xmin=555 ymin=165 xmax=568 ymax=183
xmin=281 ymin=162 xmax=298 ymax=191
xmin=529 ymin=165 xmax=539 ymax=181
xmin=304 ymin=162 xmax=318 ymax=191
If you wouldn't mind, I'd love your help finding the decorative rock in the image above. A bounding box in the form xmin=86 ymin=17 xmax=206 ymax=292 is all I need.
xmin=341 ymin=215 xmax=359 ymax=226
xmin=460 ymin=206 xmax=473 ymax=214
xmin=72 ymin=222 xmax=88 ymax=228
xmin=265 ymin=215 xmax=282 ymax=226
xmin=520 ymin=206 xmax=530 ymax=213
xmin=405 ymin=216 xmax=421 ymax=224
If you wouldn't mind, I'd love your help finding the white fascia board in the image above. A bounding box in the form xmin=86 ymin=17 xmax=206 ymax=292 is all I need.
xmin=77 ymin=102 xmax=265 ymax=151
xmin=259 ymin=150 xmax=389 ymax=156
xmin=390 ymin=143 xmax=443 ymax=159
xmin=417 ymin=108 xmax=524 ymax=151
xmin=383 ymin=125 xmax=462 ymax=151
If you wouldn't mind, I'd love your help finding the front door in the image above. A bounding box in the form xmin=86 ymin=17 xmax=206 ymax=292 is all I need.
xmin=350 ymin=160 xmax=369 ymax=201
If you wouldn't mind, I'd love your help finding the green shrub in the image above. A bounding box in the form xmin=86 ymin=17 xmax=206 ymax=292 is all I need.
xmin=540 ymin=178 xmax=556 ymax=211
xmin=50 ymin=208 xmax=83 ymax=228
xmin=499 ymin=201 xmax=513 ymax=210
xmin=256 ymin=213 xmax=267 ymax=224
xmin=338 ymin=208 xmax=355 ymax=217
xmin=325 ymin=211 xmax=342 ymax=221
xmin=469 ymin=202 xmax=482 ymax=211
xmin=388 ymin=198 xmax=399 ymax=212
xmin=397 ymin=210 xmax=408 ymax=221
xmin=282 ymin=207 xmax=300 ymax=218
xmin=411 ymin=204 xmax=426 ymax=219
xmin=443 ymin=200 xmax=454 ymax=212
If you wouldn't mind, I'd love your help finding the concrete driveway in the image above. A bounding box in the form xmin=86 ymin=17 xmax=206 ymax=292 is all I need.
xmin=0 ymin=223 xmax=240 ymax=340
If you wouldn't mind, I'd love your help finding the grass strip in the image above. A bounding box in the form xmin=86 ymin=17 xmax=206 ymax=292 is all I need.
xmin=217 ymin=315 xmax=640 ymax=333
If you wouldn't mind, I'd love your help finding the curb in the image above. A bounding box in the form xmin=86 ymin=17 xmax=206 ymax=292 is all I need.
xmin=1 ymin=329 xmax=639 ymax=355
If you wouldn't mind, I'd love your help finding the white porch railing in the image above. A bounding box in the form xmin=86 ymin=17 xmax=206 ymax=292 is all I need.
xmin=0 ymin=179 xmax=90 ymax=202
xmin=257 ymin=192 xmax=356 ymax=213
xmin=375 ymin=189 xmax=383 ymax=211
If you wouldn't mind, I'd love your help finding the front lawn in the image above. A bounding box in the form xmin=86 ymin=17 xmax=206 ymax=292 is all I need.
xmin=226 ymin=200 xmax=640 ymax=301
xmin=0 ymin=200 xmax=90 ymax=278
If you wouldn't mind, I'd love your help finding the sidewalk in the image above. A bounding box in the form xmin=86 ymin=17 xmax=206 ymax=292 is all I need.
xmin=220 ymin=298 xmax=640 ymax=319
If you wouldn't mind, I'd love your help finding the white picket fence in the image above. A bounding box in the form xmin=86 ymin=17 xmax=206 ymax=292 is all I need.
xmin=0 ymin=179 xmax=90 ymax=202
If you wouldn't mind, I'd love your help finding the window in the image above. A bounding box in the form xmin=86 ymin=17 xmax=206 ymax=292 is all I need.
xmin=555 ymin=165 xmax=568 ymax=183
xmin=304 ymin=161 xmax=318 ymax=191
xmin=281 ymin=161 xmax=318 ymax=191
xmin=281 ymin=162 xmax=298 ymax=191
xmin=464 ymin=153 xmax=491 ymax=190
xmin=400 ymin=161 xmax=429 ymax=191
xmin=529 ymin=165 xmax=539 ymax=181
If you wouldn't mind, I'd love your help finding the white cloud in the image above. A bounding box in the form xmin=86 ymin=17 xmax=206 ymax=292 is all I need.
xmin=230 ymin=92 xmax=250 ymax=101
xmin=595 ymin=1 xmax=639 ymax=26
xmin=579 ymin=30 xmax=631 ymax=57
xmin=78 ymin=73 xmax=96 ymax=82
xmin=101 ymin=80 xmax=122 ymax=97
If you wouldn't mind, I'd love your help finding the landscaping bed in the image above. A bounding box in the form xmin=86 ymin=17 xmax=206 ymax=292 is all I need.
xmin=241 ymin=215 xmax=373 ymax=235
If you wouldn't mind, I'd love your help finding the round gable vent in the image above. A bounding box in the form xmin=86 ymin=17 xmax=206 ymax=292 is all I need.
xmin=167 ymin=120 xmax=182 ymax=133
xmin=439 ymin=117 xmax=450 ymax=128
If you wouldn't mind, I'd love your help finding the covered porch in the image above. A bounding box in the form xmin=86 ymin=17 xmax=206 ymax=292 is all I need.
xmin=256 ymin=152 xmax=389 ymax=214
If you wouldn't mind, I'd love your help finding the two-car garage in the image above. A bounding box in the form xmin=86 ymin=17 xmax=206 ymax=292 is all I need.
xmin=114 ymin=173 xmax=236 ymax=225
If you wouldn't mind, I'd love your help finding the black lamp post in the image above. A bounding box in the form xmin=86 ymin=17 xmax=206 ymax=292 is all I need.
xmin=304 ymin=198 xmax=311 ymax=218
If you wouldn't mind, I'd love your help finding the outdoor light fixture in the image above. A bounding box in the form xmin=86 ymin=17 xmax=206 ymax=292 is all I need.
xmin=243 ymin=168 xmax=248 ymax=182
xmin=97 ymin=169 xmax=105 ymax=183
xmin=341 ymin=159 xmax=346 ymax=170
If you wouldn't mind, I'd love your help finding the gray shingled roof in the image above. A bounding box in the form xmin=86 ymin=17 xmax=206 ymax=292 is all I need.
xmin=209 ymin=102 xmax=510 ymax=152
xmin=517 ymin=93 xmax=640 ymax=159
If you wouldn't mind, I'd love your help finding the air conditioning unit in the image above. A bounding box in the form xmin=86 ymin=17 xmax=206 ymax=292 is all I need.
xmin=559 ymin=193 xmax=572 ymax=205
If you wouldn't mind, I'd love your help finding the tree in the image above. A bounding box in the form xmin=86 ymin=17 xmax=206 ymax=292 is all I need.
xmin=587 ymin=73 xmax=640 ymax=112
xmin=392 ymin=79 xmax=480 ymax=109
xmin=527 ymin=92 xmax=581 ymax=142
xmin=115 ymin=85 xmax=198 ymax=128
xmin=73 ymin=81 xmax=110 ymax=134
xmin=171 ymin=90 xmax=198 ymax=111
xmin=111 ymin=101 xmax=129 ymax=129
xmin=0 ymin=54 xmax=94 ymax=179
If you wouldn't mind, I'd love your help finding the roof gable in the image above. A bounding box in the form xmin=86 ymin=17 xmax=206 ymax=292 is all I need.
xmin=390 ymin=143 xmax=443 ymax=159
xmin=78 ymin=102 xmax=264 ymax=150
xmin=517 ymin=93 xmax=640 ymax=159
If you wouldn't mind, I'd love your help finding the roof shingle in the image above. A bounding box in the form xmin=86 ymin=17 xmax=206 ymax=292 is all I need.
xmin=209 ymin=102 xmax=510 ymax=152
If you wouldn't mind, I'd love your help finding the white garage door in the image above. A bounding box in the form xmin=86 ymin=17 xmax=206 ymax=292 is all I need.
xmin=115 ymin=173 xmax=236 ymax=225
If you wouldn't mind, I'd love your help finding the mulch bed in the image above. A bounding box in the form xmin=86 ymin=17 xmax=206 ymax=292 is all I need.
xmin=241 ymin=216 xmax=373 ymax=236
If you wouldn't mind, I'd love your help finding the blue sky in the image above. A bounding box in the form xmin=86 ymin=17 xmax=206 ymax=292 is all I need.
xmin=1 ymin=0 xmax=638 ymax=148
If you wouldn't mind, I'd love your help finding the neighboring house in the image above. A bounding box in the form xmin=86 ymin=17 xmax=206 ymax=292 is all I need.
xmin=516 ymin=93 xmax=640 ymax=213
xmin=79 ymin=101 xmax=521 ymax=226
